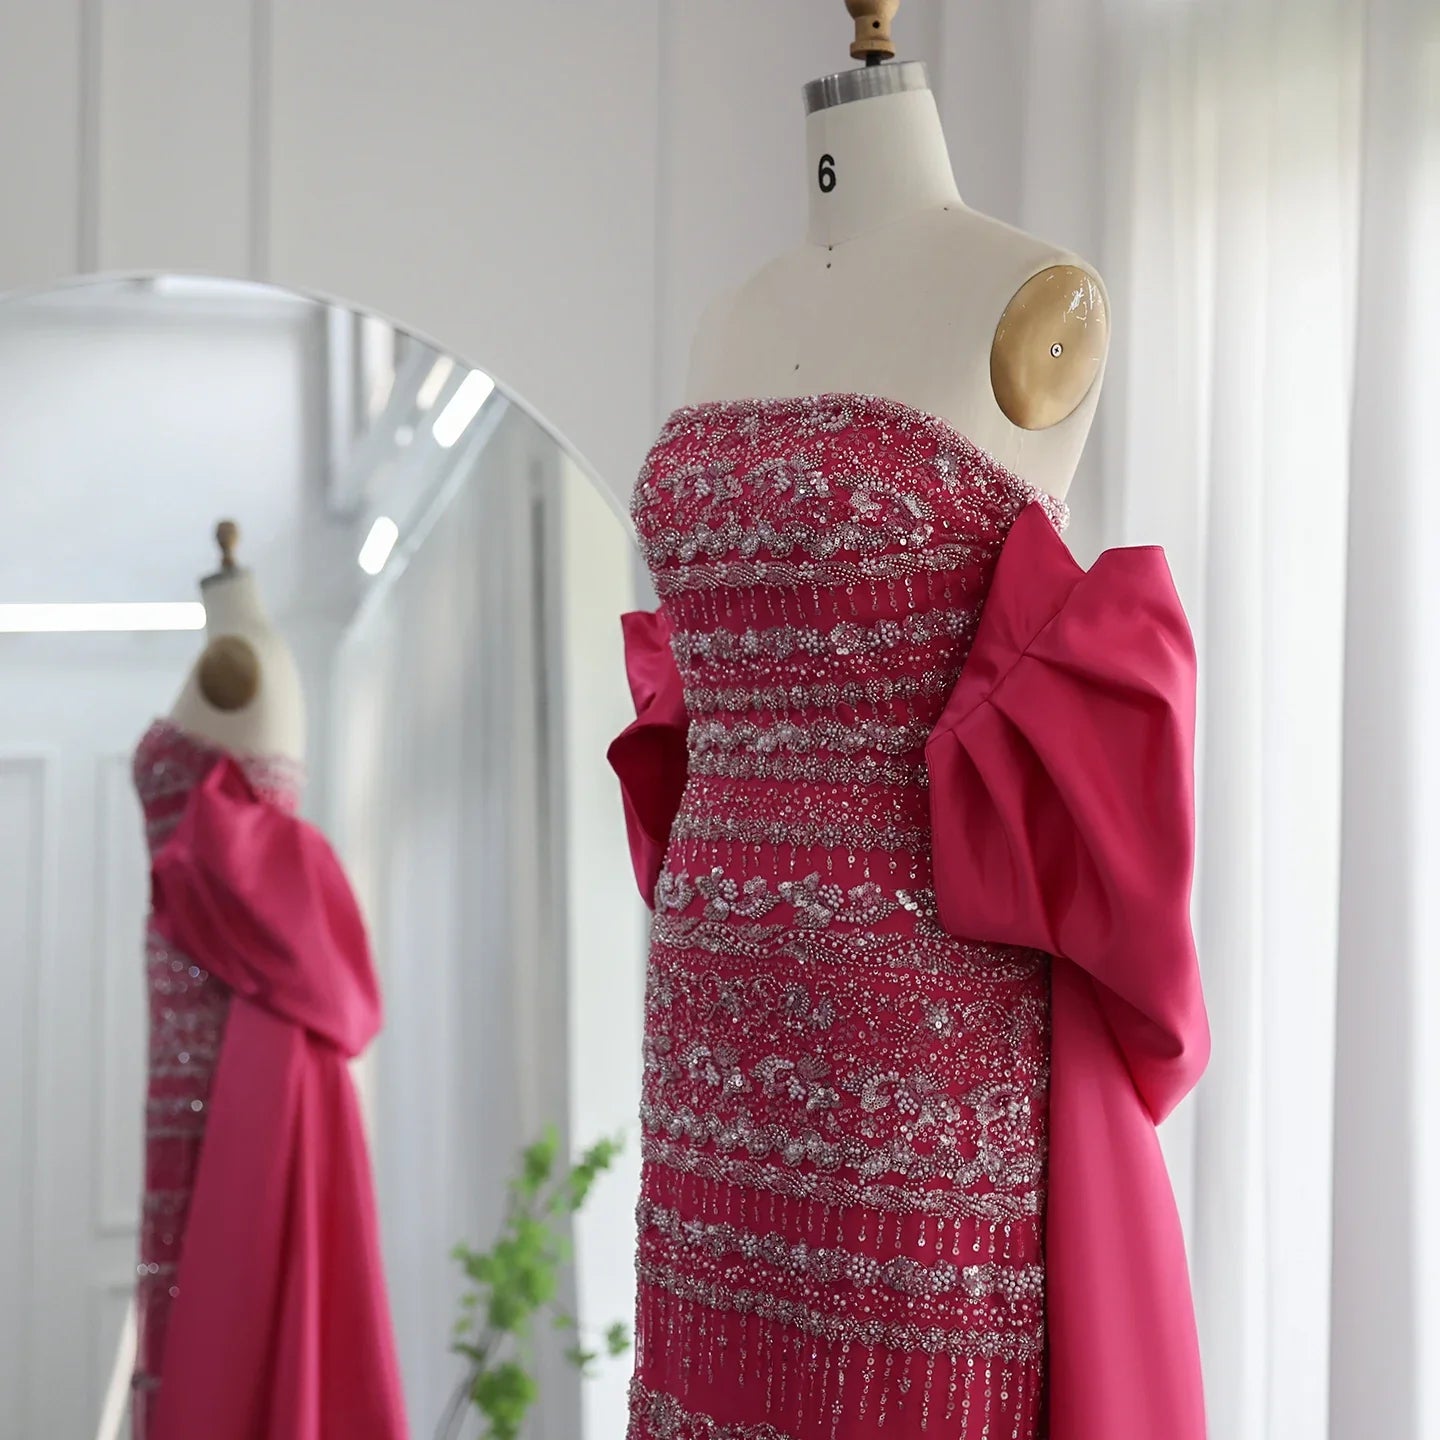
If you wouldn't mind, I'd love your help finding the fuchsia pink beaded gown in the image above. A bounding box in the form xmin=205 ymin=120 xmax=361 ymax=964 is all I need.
xmin=133 ymin=720 xmax=307 ymax=1432
xmin=131 ymin=720 xmax=406 ymax=1440
xmin=609 ymin=395 xmax=1210 ymax=1440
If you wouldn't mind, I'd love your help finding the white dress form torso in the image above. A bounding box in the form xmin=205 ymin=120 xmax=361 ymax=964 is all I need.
xmin=685 ymin=64 xmax=1110 ymax=500
xmin=169 ymin=568 xmax=306 ymax=764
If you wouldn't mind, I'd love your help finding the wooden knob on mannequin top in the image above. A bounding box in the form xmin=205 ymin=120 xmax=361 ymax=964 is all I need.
xmin=215 ymin=519 xmax=240 ymax=571
xmin=846 ymin=0 xmax=900 ymax=62
xmin=198 ymin=518 xmax=259 ymax=712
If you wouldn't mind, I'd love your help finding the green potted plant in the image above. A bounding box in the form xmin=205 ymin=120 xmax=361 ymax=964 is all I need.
xmin=436 ymin=1128 xmax=630 ymax=1440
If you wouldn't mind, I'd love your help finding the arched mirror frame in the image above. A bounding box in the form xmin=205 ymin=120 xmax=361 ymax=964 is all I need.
xmin=0 ymin=267 xmax=644 ymax=1440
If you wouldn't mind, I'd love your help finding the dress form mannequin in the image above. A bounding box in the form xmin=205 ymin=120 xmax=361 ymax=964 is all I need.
xmin=169 ymin=521 xmax=306 ymax=763
xmin=685 ymin=4 xmax=1109 ymax=500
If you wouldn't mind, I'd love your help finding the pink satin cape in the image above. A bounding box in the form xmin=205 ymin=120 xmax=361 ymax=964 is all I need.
xmin=608 ymin=503 xmax=1210 ymax=1440
xmin=148 ymin=757 xmax=408 ymax=1440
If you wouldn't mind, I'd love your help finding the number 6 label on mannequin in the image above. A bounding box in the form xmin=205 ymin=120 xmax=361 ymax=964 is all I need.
xmin=818 ymin=153 xmax=837 ymax=194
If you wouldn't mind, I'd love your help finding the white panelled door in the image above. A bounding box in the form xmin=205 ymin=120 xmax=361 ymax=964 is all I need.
xmin=0 ymin=649 xmax=188 ymax=1440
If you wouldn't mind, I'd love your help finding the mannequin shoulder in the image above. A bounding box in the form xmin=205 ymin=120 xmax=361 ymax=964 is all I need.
xmin=682 ymin=211 xmax=1110 ymax=434
xmin=684 ymin=280 xmax=748 ymax=402
xmin=917 ymin=208 xmax=1109 ymax=331
xmin=921 ymin=209 xmax=1112 ymax=432
xmin=683 ymin=248 xmax=813 ymax=403
xmin=170 ymin=624 xmax=307 ymax=761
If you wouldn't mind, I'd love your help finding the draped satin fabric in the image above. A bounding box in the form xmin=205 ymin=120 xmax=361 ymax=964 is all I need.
xmin=925 ymin=503 xmax=1209 ymax=1440
xmin=147 ymin=758 xmax=407 ymax=1440
xmin=608 ymin=607 xmax=688 ymax=907
xmin=609 ymin=503 xmax=1210 ymax=1440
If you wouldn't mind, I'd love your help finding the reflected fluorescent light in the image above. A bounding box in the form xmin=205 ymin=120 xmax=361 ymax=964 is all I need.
xmin=0 ymin=602 xmax=206 ymax=633
xmin=358 ymin=515 xmax=400 ymax=576
xmin=432 ymin=369 xmax=496 ymax=449
xmin=395 ymin=423 xmax=415 ymax=447
xmin=367 ymin=372 xmax=395 ymax=419
xmin=415 ymin=355 xmax=455 ymax=411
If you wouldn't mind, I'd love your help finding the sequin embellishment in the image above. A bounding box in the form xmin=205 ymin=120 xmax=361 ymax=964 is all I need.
xmin=130 ymin=720 xmax=304 ymax=1433
xmin=625 ymin=394 xmax=1063 ymax=1440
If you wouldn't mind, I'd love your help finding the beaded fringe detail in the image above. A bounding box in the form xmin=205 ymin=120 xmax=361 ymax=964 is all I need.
xmin=626 ymin=395 xmax=1055 ymax=1438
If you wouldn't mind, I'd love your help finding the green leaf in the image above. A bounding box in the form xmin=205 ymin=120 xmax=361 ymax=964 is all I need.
xmin=487 ymin=1289 xmax=528 ymax=1334
xmin=564 ymin=1343 xmax=599 ymax=1376
xmin=513 ymin=1213 xmax=551 ymax=1252
xmin=515 ymin=1126 xmax=560 ymax=1197
xmin=582 ymin=1134 xmax=618 ymax=1166
xmin=463 ymin=1250 xmax=497 ymax=1285
xmin=449 ymin=1126 xmax=628 ymax=1430
xmin=479 ymin=1227 xmax=559 ymax=1328
xmin=472 ymin=1361 xmax=537 ymax=1440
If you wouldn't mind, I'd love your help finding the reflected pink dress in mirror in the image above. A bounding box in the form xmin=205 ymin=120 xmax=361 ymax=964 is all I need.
xmin=131 ymin=720 xmax=406 ymax=1439
xmin=132 ymin=720 xmax=306 ymax=1431
xmin=609 ymin=395 xmax=1210 ymax=1440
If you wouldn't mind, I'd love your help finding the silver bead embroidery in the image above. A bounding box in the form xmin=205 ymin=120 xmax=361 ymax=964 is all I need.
xmin=131 ymin=719 xmax=306 ymax=1412
xmin=636 ymin=1261 xmax=1042 ymax=1363
xmin=629 ymin=1379 xmax=800 ymax=1440
xmin=637 ymin=1201 xmax=966 ymax=1298
xmin=670 ymin=608 xmax=975 ymax=668
xmin=689 ymin=716 xmax=933 ymax=759
xmin=626 ymin=395 xmax=1057 ymax=1440
xmin=684 ymin=670 xmax=953 ymax=717
xmin=687 ymin=750 xmax=930 ymax=787
xmin=653 ymin=869 xmax=940 ymax=931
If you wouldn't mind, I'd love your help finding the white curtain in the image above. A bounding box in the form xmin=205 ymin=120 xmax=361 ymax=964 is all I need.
xmin=964 ymin=1 xmax=1440 ymax=1435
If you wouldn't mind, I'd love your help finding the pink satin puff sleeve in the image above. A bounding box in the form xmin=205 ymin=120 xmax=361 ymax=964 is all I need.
xmin=151 ymin=758 xmax=382 ymax=1056
xmin=149 ymin=759 xmax=406 ymax=1440
xmin=925 ymin=501 xmax=1210 ymax=1440
xmin=607 ymin=608 xmax=688 ymax=907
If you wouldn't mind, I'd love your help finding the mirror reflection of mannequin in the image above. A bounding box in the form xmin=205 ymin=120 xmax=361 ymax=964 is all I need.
xmin=103 ymin=521 xmax=307 ymax=1440
xmin=169 ymin=521 xmax=306 ymax=763
xmin=685 ymin=5 xmax=1110 ymax=500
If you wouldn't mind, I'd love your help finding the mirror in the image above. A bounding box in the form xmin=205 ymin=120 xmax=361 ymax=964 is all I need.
xmin=0 ymin=276 xmax=643 ymax=1438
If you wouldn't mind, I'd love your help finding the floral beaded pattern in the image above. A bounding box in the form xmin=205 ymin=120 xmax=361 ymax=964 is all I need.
xmin=626 ymin=396 xmax=1063 ymax=1440
xmin=130 ymin=720 xmax=303 ymax=1432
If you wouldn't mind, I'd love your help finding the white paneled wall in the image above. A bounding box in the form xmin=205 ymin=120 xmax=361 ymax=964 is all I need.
xmin=0 ymin=655 xmax=189 ymax=1440
xmin=0 ymin=752 xmax=48 ymax=1433
xmin=264 ymin=2 xmax=662 ymax=508
xmin=93 ymin=0 xmax=258 ymax=274
xmin=0 ymin=0 xmax=1044 ymax=510
xmin=0 ymin=0 xmax=664 ymax=498
xmin=0 ymin=4 xmax=84 ymax=285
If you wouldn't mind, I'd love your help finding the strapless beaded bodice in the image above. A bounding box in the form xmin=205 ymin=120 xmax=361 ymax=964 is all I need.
xmin=625 ymin=395 xmax=1067 ymax=1440
xmin=130 ymin=720 xmax=303 ymax=1431
xmin=633 ymin=394 xmax=1067 ymax=932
